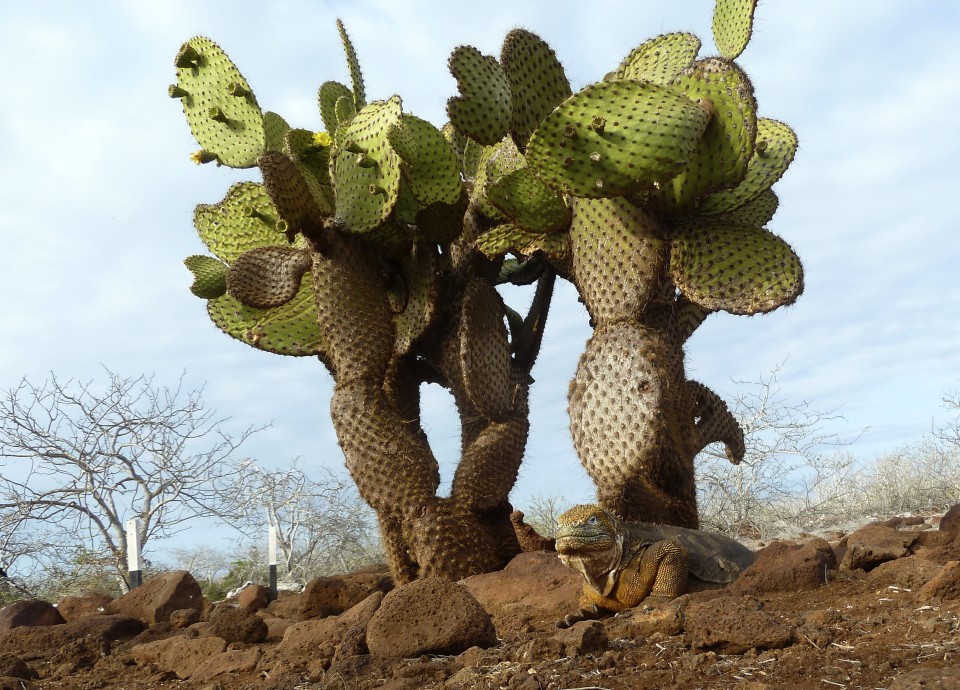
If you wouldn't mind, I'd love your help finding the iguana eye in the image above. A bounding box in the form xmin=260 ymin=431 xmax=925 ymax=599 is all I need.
xmin=587 ymin=515 xmax=599 ymax=525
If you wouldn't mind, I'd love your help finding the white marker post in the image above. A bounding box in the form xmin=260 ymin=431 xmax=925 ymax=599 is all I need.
xmin=268 ymin=524 xmax=278 ymax=602
xmin=126 ymin=518 xmax=143 ymax=589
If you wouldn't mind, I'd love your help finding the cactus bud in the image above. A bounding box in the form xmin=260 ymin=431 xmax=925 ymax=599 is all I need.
xmin=228 ymin=81 xmax=251 ymax=98
xmin=175 ymin=44 xmax=201 ymax=68
xmin=190 ymin=150 xmax=218 ymax=165
xmin=168 ymin=84 xmax=188 ymax=99
xmin=208 ymin=106 xmax=229 ymax=123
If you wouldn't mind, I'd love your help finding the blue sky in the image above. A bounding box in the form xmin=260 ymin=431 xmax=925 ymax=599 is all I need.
xmin=2 ymin=1 xmax=959 ymax=557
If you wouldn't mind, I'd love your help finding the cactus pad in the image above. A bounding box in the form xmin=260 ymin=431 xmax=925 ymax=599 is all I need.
xmin=568 ymin=322 xmax=696 ymax=526
xmin=670 ymin=222 xmax=803 ymax=314
xmin=611 ymin=32 xmax=701 ymax=84
xmin=699 ymin=118 xmax=798 ymax=214
xmin=226 ymin=245 xmax=312 ymax=309
xmin=394 ymin=243 xmax=439 ymax=356
xmin=207 ymin=272 xmax=326 ymax=356
xmin=524 ymin=80 xmax=711 ymax=198
xmin=472 ymin=137 xmax=525 ymax=220
xmin=713 ymin=0 xmax=758 ymax=60
xmin=310 ymin=234 xmax=395 ymax=380
xmin=475 ymin=223 xmax=570 ymax=261
xmin=318 ymin=81 xmax=353 ymax=135
xmin=193 ymin=182 xmax=285 ymax=263
xmin=666 ymin=58 xmax=757 ymax=209
xmin=173 ymin=36 xmax=265 ymax=168
xmin=258 ymin=150 xmax=325 ymax=236
xmin=336 ymin=20 xmax=366 ymax=111
xmin=283 ymin=129 xmax=335 ymax=216
xmin=264 ymin=112 xmax=291 ymax=153
xmin=184 ymin=255 xmax=228 ymax=299
xmin=687 ymin=380 xmax=745 ymax=464
xmin=706 ymin=188 xmax=779 ymax=227
xmin=569 ymin=197 xmax=666 ymax=323
xmin=459 ymin=279 xmax=516 ymax=422
xmin=388 ymin=115 xmax=462 ymax=206
xmin=414 ymin=193 xmax=468 ymax=245
xmin=446 ymin=46 xmax=512 ymax=146
xmin=486 ymin=167 xmax=571 ymax=234
xmin=333 ymin=96 xmax=403 ymax=234
xmin=500 ymin=29 xmax=572 ymax=149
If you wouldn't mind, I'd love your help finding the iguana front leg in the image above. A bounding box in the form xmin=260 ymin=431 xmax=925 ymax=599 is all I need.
xmin=558 ymin=538 xmax=688 ymax=629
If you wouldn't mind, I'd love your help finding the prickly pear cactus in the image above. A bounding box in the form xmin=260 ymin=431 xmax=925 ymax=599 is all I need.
xmin=457 ymin=0 xmax=801 ymax=527
xmin=174 ymin=22 xmax=555 ymax=583
xmin=174 ymin=0 xmax=799 ymax=589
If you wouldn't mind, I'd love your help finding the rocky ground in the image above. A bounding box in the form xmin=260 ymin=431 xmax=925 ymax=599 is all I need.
xmin=2 ymin=507 xmax=960 ymax=690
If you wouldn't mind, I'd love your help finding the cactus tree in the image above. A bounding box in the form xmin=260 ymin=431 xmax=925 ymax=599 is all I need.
xmin=463 ymin=0 xmax=802 ymax=528
xmin=174 ymin=0 xmax=801 ymax=585
xmin=174 ymin=23 xmax=556 ymax=583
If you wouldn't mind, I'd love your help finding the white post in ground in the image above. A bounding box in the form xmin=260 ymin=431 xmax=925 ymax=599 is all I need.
xmin=126 ymin=518 xmax=143 ymax=589
xmin=268 ymin=524 xmax=278 ymax=602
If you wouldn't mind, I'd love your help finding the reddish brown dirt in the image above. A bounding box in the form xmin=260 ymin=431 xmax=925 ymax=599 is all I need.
xmin=2 ymin=515 xmax=959 ymax=690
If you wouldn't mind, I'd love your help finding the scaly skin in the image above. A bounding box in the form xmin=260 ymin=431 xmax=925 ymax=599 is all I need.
xmin=555 ymin=504 xmax=689 ymax=628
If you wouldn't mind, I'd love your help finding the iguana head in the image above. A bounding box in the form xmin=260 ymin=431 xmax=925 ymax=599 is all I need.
xmin=555 ymin=503 xmax=624 ymax=596
xmin=555 ymin=504 xmax=620 ymax=554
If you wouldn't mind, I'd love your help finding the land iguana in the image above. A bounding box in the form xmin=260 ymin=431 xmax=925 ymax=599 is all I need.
xmin=554 ymin=504 xmax=756 ymax=628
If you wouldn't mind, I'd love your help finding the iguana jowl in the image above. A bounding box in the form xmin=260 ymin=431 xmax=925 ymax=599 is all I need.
xmin=554 ymin=504 xmax=756 ymax=628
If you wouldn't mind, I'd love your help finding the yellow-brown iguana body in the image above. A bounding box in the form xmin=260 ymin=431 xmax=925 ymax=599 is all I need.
xmin=554 ymin=504 xmax=754 ymax=628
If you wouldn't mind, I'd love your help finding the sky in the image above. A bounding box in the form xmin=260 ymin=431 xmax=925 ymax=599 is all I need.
xmin=2 ymin=1 xmax=959 ymax=560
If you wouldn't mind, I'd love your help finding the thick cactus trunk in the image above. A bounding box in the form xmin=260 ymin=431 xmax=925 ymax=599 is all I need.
xmin=568 ymin=322 xmax=698 ymax=527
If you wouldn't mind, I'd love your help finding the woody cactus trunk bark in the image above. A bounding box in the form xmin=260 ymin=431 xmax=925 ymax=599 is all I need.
xmin=173 ymin=0 xmax=802 ymax=586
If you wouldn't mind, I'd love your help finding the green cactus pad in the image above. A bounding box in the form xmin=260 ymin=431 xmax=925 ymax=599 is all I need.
xmin=569 ymin=197 xmax=665 ymax=322
xmin=333 ymin=96 xmax=403 ymax=234
xmin=524 ymin=80 xmax=711 ymax=199
xmin=283 ymin=129 xmax=335 ymax=216
xmin=610 ymin=32 xmax=701 ymax=84
xmin=194 ymin=182 xmax=285 ymax=263
xmin=263 ymin=112 xmax=291 ymax=153
xmin=207 ymin=272 xmax=326 ymax=356
xmin=713 ymin=0 xmax=758 ymax=60
xmin=699 ymin=118 xmax=798 ymax=215
xmin=669 ymin=222 xmax=803 ymax=314
xmin=184 ymin=255 xmax=228 ymax=299
xmin=226 ymin=245 xmax=313 ymax=309
xmin=174 ymin=36 xmax=265 ymax=168
xmin=475 ymin=223 xmax=570 ymax=261
xmin=388 ymin=115 xmax=462 ymax=206
xmin=665 ymin=58 xmax=757 ymax=209
xmin=500 ymin=29 xmax=572 ymax=149
xmin=472 ymin=137 xmax=525 ymax=220
xmin=461 ymin=138 xmax=484 ymax=181
xmin=318 ymin=81 xmax=353 ymax=135
xmin=336 ymin=20 xmax=366 ymax=111
xmin=707 ymin=188 xmax=779 ymax=226
xmin=486 ymin=166 xmax=571 ymax=234
xmin=258 ymin=150 xmax=326 ymax=236
xmin=459 ymin=279 xmax=515 ymax=422
xmin=394 ymin=243 xmax=439 ymax=356
xmin=446 ymin=46 xmax=512 ymax=146
xmin=334 ymin=95 xmax=357 ymax=133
